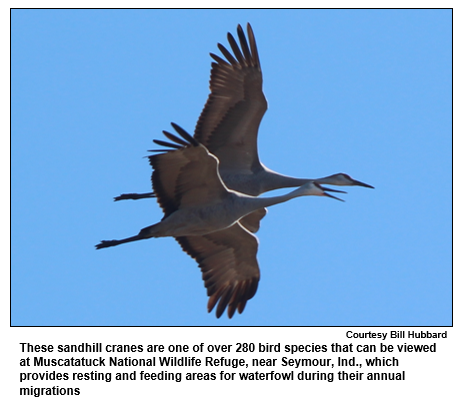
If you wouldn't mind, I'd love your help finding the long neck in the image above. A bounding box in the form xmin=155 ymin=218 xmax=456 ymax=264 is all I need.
xmin=240 ymin=187 xmax=308 ymax=213
xmin=313 ymin=174 xmax=341 ymax=185
xmin=259 ymin=168 xmax=311 ymax=193
xmin=261 ymin=172 xmax=352 ymax=190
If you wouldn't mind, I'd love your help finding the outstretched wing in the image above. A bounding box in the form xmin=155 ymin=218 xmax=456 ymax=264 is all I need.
xmin=149 ymin=123 xmax=230 ymax=217
xmin=195 ymin=23 xmax=267 ymax=173
xmin=176 ymin=223 xmax=260 ymax=318
xmin=150 ymin=125 xmax=268 ymax=234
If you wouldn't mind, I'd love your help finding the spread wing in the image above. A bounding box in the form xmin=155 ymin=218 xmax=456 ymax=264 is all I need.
xmin=148 ymin=123 xmax=230 ymax=217
xmin=176 ymin=223 xmax=260 ymax=318
xmin=194 ymin=23 xmax=267 ymax=173
xmin=151 ymin=126 xmax=268 ymax=234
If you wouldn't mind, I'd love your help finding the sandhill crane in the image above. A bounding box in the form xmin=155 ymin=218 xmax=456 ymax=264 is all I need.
xmin=97 ymin=124 xmax=343 ymax=318
xmin=115 ymin=23 xmax=373 ymax=210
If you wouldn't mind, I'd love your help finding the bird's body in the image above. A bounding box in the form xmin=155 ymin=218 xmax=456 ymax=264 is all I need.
xmin=106 ymin=185 xmax=338 ymax=241
xmin=99 ymin=24 xmax=373 ymax=318
xmin=97 ymin=124 xmax=342 ymax=317
xmin=116 ymin=23 xmax=373 ymax=206
xmin=98 ymin=125 xmax=342 ymax=245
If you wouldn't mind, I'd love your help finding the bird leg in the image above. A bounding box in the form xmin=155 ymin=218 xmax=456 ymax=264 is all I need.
xmin=95 ymin=225 xmax=156 ymax=249
xmin=114 ymin=192 xmax=155 ymax=201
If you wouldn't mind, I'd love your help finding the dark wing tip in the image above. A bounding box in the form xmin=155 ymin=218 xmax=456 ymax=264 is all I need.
xmin=246 ymin=23 xmax=260 ymax=68
xmin=215 ymin=285 xmax=235 ymax=318
xmin=207 ymin=279 xmax=258 ymax=319
xmin=236 ymin=24 xmax=253 ymax=65
xmin=210 ymin=52 xmax=229 ymax=66
xmin=149 ymin=128 xmax=193 ymax=154
xmin=217 ymin=42 xmax=238 ymax=65
xmin=152 ymin=138 xmax=182 ymax=149
xmin=227 ymin=32 xmax=244 ymax=64
xmin=162 ymin=130 xmax=190 ymax=147
xmin=170 ymin=122 xmax=198 ymax=146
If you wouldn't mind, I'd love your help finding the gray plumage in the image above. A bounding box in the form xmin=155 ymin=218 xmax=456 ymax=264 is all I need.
xmin=97 ymin=124 xmax=342 ymax=318
xmin=116 ymin=23 xmax=373 ymax=206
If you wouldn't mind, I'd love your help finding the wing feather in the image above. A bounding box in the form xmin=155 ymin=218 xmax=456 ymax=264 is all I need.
xmin=176 ymin=223 xmax=260 ymax=318
xmin=148 ymin=126 xmax=229 ymax=217
xmin=195 ymin=23 xmax=267 ymax=173
xmin=236 ymin=25 xmax=253 ymax=65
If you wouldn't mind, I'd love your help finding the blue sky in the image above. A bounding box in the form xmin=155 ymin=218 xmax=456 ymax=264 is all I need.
xmin=11 ymin=9 xmax=452 ymax=326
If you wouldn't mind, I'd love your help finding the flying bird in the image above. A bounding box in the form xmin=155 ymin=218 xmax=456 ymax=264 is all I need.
xmin=96 ymin=124 xmax=344 ymax=318
xmin=99 ymin=24 xmax=373 ymax=318
xmin=115 ymin=23 xmax=373 ymax=212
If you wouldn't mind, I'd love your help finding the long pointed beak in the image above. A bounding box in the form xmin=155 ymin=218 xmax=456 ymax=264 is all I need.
xmin=352 ymin=179 xmax=375 ymax=189
xmin=323 ymin=192 xmax=345 ymax=202
xmin=320 ymin=187 xmax=347 ymax=194
xmin=320 ymin=185 xmax=347 ymax=194
xmin=318 ymin=185 xmax=345 ymax=202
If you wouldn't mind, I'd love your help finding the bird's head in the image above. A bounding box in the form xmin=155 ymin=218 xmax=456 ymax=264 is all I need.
xmin=298 ymin=181 xmax=345 ymax=201
xmin=317 ymin=173 xmax=374 ymax=189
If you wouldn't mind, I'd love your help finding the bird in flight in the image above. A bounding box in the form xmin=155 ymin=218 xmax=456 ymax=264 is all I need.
xmin=99 ymin=24 xmax=373 ymax=318
xmin=115 ymin=23 xmax=373 ymax=209
xmin=96 ymin=124 xmax=344 ymax=318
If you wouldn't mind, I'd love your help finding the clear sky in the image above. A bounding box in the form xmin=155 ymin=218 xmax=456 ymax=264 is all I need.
xmin=11 ymin=9 xmax=452 ymax=326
